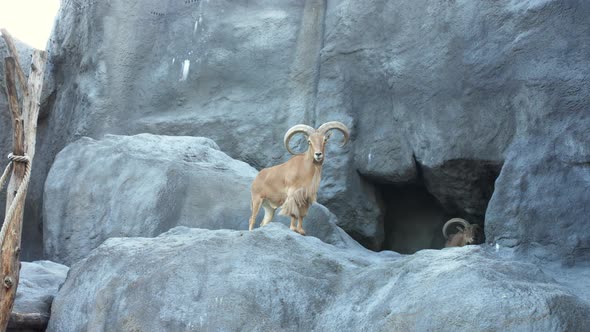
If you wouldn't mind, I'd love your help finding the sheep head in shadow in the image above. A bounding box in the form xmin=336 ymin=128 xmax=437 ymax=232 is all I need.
xmin=442 ymin=218 xmax=482 ymax=248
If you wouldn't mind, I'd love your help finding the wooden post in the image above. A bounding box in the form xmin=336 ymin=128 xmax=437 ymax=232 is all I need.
xmin=0 ymin=29 xmax=27 ymax=94
xmin=0 ymin=30 xmax=47 ymax=331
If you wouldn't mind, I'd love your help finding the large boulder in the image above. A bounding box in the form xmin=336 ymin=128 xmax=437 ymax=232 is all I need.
xmin=44 ymin=133 xmax=357 ymax=265
xmin=14 ymin=261 xmax=68 ymax=314
xmin=48 ymin=225 xmax=590 ymax=331
xmin=8 ymin=261 xmax=68 ymax=332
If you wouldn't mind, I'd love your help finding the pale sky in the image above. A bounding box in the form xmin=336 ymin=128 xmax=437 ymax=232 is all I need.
xmin=0 ymin=0 xmax=61 ymax=50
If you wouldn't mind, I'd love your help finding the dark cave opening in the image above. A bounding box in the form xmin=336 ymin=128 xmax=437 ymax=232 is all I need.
xmin=379 ymin=183 xmax=452 ymax=253
xmin=373 ymin=160 xmax=501 ymax=254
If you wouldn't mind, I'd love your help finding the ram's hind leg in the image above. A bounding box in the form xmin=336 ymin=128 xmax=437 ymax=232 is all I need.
xmin=260 ymin=202 xmax=276 ymax=226
xmin=249 ymin=195 xmax=263 ymax=231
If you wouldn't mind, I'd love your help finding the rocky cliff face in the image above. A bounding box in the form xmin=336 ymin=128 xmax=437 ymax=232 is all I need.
xmin=0 ymin=0 xmax=587 ymax=294
xmin=31 ymin=0 xmax=588 ymax=259
xmin=316 ymin=0 xmax=590 ymax=259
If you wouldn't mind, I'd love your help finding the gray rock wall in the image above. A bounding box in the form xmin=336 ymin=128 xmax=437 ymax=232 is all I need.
xmin=32 ymin=0 xmax=384 ymax=250
xmin=32 ymin=1 xmax=590 ymax=329
xmin=486 ymin=111 xmax=590 ymax=263
xmin=317 ymin=0 xmax=590 ymax=257
xmin=28 ymin=0 xmax=382 ymax=252
xmin=0 ymin=0 xmax=586 ymax=261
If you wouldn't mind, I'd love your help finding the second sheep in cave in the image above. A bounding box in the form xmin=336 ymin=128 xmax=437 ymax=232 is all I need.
xmin=442 ymin=218 xmax=482 ymax=247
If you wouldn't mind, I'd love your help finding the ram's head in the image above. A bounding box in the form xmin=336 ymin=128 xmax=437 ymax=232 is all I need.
xmin=283 ymin=122 xmax=349 ymax=164
xmin=442 ymin=218 xmax=482 ymax=248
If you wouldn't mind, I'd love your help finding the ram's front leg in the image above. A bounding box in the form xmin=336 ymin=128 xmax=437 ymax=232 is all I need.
xmin=296 ymin=217 xmax=306 ymax=235
xmin=290 ymin=217 xmax=297 ymax=232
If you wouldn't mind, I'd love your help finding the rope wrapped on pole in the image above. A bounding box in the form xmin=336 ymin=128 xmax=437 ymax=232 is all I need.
xmin=0 ymin=160 xmax=13 ymax=194
xmin=0 ymin=154 xmax=32 ymax=246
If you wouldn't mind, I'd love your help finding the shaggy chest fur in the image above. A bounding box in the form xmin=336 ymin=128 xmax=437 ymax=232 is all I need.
xmin=279 ymin=165 xmax=322 ymax=218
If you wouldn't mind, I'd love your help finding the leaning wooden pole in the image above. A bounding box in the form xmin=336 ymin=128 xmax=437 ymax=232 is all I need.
xmin=0 ymin=29 xmax=47 ymax=331
xmin=0 ymin=29 xmax=27 ymax=93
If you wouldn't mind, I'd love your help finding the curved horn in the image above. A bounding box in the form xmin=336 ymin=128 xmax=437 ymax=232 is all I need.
xmin=284 ymin=124 xmax=315 ymax=155
xmin=317 ymin=121 xmax=350 ymax=147
xmin=442 ymin=218 xmax=471 ymax=239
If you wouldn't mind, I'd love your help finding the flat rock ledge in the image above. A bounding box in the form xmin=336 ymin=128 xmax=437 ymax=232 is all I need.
xmin=48 ymin=224 xmax=590 ymax=331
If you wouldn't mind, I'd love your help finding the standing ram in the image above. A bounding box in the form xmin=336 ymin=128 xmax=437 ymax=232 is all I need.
xmin=442 ymin=218 xmax=482 ymax=247
xmin=248 ymin=121 xmax=350 ymax=235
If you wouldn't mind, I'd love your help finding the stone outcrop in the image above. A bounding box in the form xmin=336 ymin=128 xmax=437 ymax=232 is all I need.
xmin=47 ymin=225 xmax=590 ymax=331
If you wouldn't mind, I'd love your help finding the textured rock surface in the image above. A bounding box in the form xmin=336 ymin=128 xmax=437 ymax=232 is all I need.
xmin=44 ymin=134 xmax=357 ymax=265
xmin=48 ymin=225 xmax=590 ymax=332
xmin=13 ymin=261 xmax=68 ymax=315
xmin=8 ymin=261 xmax=68 ymax=332
xmin=33 ymin=0 xmax=381 ymax=251
xmin=486 ymin=112 xmax=590 ymax=263
xmin=317 ymin=0 xmax=590 ymax=256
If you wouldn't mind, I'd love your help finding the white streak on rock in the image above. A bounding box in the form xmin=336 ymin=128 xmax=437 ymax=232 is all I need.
xmin=180 ymin=59 xmax=190 ymax=81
